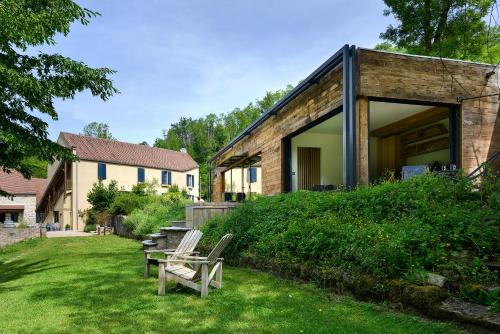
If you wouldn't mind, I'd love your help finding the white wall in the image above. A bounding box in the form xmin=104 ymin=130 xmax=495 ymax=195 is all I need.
xmin=291 ymin=132 xmax=343 ymax=191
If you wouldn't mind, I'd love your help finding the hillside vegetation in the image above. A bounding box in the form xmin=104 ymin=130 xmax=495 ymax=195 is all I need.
xmin=201 ymin=174 xmax=499 ymax=287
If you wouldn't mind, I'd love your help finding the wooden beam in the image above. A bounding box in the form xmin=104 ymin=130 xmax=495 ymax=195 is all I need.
xmin=371 ymin=107 xmax=449 ymax=138
xmin=357 ymin=96 xmax=369 ymax=184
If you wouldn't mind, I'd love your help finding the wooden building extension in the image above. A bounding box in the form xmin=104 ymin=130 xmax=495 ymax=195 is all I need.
xmin=209 ymin=45 xmax=499 ymax=201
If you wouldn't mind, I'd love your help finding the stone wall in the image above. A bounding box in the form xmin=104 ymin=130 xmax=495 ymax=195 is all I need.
xmin=110 ymin=215 xmax=135 ymax=239
xmin=0 ymin=227 xmax=45 ymax=247
xmin=0 ymin=195 xmax=37 ymax=225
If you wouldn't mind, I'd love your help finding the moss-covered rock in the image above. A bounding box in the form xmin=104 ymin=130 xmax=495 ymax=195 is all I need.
xmin=402 ymin=284 xmax=448 ymax=313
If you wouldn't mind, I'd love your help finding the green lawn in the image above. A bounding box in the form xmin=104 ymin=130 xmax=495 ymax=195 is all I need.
xmin=0 ymin=236 xmax=463 ymax=334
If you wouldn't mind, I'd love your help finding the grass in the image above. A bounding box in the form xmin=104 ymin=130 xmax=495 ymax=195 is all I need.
xmin=0 ymin=236 xmax=464 ymax=334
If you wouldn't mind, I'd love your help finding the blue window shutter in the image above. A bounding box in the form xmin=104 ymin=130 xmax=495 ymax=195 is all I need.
xmin=186 ymin=174 xmax=189 ymax=186
xmin=249 ymin=167 xmax=257 ymax=183
xmin=168 ymin=171 xmax=172 ymax=185
xmin=161 ymin=171 xmax=166 ymax=185
xmin=191 ymin=175 xmax=195 ymax=187
xmin=138 ymin=168 xmax=145 ymax=182
xmin=98 ymin=163 xmax=106 ymax=180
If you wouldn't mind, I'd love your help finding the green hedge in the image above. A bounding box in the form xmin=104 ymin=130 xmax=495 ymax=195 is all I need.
xmin=201 ymin=174 xmax=499 ymax=285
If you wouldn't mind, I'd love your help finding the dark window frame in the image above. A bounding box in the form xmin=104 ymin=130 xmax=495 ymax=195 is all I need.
xmin=97 ymin=162 xmax=107 ymax=180
xmin=137 ymin=167 xmax=145 ymax=183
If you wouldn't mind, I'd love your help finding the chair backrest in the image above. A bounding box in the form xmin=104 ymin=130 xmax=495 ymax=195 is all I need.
xmin=207 ymin=234 xmax=233 ymax=264
xmin=192 ymin=234 xmax=233 ymax=280
xmin=173 ymin=229 xmax=203 ymax=259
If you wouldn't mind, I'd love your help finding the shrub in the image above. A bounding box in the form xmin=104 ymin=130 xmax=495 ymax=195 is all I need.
xmin=109 ymin=192 xmax=149 ymax=216
xmin=84 ymin=224 xmax=96 ymax=233
xmin=16 ymin=222 xmax=27 ymax=229
xmin=95 ymin=211 xmax=111 ymax=226
xmin=123 ymin=188 xmax=189 ymax=238
xmin=201 ymin=174 xmax=499 ymax=285
xmin=87 ymin=180 xmax=119 ymax=212
xmin=132 ymin=179 xmax=159 ymax=195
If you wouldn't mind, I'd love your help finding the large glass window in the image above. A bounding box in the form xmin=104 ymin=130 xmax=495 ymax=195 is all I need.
xmin=369 ymin=102 xmax=452 ymax=181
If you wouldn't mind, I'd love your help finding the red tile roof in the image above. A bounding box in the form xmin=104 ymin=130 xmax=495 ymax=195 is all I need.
xmin=0 ymin=170 xmax=48 ymax=203
xmin=59 ymin=132 xmax=198 ymax=172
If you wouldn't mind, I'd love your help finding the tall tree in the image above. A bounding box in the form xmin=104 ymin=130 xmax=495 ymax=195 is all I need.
xmin=82 ymin=122 xmax=115 ymax=140
xmin=377 ymin=0 xmax=499 ymax=63
xmin=0 ymin=0 xmax=117 ymax=188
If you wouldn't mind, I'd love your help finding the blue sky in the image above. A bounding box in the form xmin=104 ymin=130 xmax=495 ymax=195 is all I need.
xmin=43 ymin=0 xmax=395 ymax=144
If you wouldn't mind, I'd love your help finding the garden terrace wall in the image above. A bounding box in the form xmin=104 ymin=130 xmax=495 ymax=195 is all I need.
xmin=211 ymin=48 xmax=499 ymax=199
xmin=0 ymin=227 xmax=45 ymax=247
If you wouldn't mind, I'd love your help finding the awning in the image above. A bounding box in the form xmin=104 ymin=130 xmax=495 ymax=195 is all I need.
xmin=218 ymin=153 xmax=262 ymax=168
xmin=0 ymin=205 xmax=24 ymax=212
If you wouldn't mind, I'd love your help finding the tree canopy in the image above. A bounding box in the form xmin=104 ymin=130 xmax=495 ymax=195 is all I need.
xmin=82 ymin=122 xmax=115 ymax=140
xmin=0 ymin=0 xmax=117 ymax=187
xmin=376 ymin=0 xmax=499 ymax=63
xmin=154 ymin=85 xmax=294 ymax=198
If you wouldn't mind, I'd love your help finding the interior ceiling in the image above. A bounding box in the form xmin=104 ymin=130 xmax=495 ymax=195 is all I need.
xmin=370 ymin=102 xmax=436 ymax=130
xmin=302 ymin=102 xmax=447 ymax=135
xmin=307 ymin=113 xmax=343 ymax=134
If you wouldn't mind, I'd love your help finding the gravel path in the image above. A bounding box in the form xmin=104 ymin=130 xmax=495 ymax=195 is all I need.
xmin=46 ymin=231 xmax=94 ymax=238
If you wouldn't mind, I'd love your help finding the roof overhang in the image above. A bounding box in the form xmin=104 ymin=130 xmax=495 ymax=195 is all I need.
xmin=0 ymin=205 xmax=24 ymax=212
xmin=217 ymin=153 xmax=262 ymax=169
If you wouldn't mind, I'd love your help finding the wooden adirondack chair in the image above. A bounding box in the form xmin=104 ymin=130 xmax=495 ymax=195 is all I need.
xmin=158 ymin=234 xmax=233 ymax=298
xmin=144 ymin=229 xmax=203 ymax=278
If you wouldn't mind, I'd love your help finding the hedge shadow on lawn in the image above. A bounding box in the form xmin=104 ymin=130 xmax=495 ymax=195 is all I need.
xmin=0 ymin=258 xmax=66 ymax=293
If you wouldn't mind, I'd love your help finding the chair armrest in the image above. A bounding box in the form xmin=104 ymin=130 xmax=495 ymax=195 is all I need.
xmin=176 ymin=255 xmax=208 ymax=260
xmin=144 ymin=249 xmax=176 ymax=254
xmin=158 ymin=258 xmax=210 ymax=264
xmin=163 ymin=251 xmax=199 ymax=256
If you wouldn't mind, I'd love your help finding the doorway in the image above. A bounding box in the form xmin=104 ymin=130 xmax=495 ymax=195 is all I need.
xmin=297 ymin=147 xmax=321 ymax=190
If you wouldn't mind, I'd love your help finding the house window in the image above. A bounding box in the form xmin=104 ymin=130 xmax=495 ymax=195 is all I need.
xmin=98 ymin=162 xmax=107 ymax=180
xmin=11 ymin=212 xmax=19 ymax=222
xmin=186 ymin=174 xmax=195 ymax=188
xmin=53 ymin=211 xmax=59 ymax=224
xmin=138 ymin=167 xmax=145 ymax=182
xmin=161 ymin=171 xmax=172 ymax=186
xmin=248 ymin=167 xmax=257 ymax=183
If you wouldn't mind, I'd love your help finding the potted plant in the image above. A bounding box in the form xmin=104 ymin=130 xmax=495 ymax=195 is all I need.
xmin=65 ymin=224 xmax=71 ymax=231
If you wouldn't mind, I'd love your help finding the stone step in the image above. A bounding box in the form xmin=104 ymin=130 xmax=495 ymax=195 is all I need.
xmin=439 ymin=297 xmax=500 ymax=332
xmin=149 ymin=233 xmax=167 ymax=240
xmin=141 ymin=239 xmax=157 ymax=250
xmin=159 ymin=226 xmax=191 ymax=235
xmin=170 ymin=220 xmax=187 ymax=228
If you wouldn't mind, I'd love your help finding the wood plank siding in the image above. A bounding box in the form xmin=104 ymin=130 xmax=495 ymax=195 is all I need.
xmin=211 ymin=48 xmax=499 ymax=200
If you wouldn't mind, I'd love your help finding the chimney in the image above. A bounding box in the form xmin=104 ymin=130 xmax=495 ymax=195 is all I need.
xmin=180 ymin=148 xmax=187 ymax=153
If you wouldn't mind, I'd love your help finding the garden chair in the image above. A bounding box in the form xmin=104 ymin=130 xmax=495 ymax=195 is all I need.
xmin=158 ymin=234 xmax=233 ymax=298
xmin=144 ymin=229 xmax=203 ymax=278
